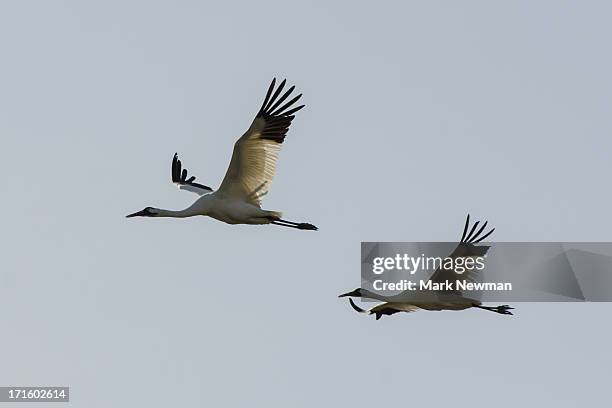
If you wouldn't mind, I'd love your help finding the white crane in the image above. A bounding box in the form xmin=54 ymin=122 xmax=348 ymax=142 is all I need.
xmin=126 ymin=78 xmax=317 ymax=231
xmin=339 ymin=215 xmax=514 ymax=319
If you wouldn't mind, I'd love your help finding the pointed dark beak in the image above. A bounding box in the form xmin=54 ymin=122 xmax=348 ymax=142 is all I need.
xmin=126 ymin=209 xmax=148 ymax=218
xmin=339 ymin=289 xmax=362 ymax=298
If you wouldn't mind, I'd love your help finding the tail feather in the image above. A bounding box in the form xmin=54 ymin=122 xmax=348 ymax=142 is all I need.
xmin=266 ymin=210 xmax=283 ymax=219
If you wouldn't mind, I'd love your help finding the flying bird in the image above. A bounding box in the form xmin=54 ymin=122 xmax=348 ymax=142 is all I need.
xmin=339 ymin=215 xmax=514 ymax=319
xmin=126 ymin=79 xmax=317 ymax=231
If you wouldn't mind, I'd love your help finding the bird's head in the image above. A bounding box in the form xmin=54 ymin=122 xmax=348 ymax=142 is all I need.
xmin=126 ymin=207 xmax=160 ymax=218
xmin=338 ymin=288 xmax=364 ymax=298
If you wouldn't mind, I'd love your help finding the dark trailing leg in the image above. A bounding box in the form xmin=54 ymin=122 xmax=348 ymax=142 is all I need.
xmin=270 ymin=217 xmax=318 ymax=231
xmin=474 ymin=304 xmax=514 ymax=315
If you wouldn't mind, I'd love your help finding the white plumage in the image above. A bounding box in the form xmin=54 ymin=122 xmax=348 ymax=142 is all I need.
xmin=127 ymin=78 xmax=317 ymax=231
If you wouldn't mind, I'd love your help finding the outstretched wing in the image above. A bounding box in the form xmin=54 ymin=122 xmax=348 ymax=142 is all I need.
xmin=428 ymin=214 xmax=495 ymax=285
xmin=349 ymin=299 xmax=420 ymax=320
xmin=216 ymin=78 xmax=305 ymax=206
xmin=172 ymin=153 xmax=213 ymax=195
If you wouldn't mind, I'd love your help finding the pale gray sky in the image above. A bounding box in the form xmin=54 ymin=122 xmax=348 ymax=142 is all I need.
xmin=1 ymin=1 xmax=611 ymax=407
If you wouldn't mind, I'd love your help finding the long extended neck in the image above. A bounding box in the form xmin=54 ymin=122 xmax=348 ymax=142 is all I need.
xmin=360 ymin=289 xmax=390 ymax=302
xmin=154 ymin=208 xmax=196 ymax=218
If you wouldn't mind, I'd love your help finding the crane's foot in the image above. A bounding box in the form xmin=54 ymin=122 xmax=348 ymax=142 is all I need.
xmin=297 ymin=223 xmax=318 ymax=230
xmin=494 ymin=305 xmax=514 ymax=315
xmin=475 ymin=304 xmax=515 ymax=315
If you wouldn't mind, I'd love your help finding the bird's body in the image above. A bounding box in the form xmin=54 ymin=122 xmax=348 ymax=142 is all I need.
xmin=347 ymin=298 xmax=512 ymax=320
xmin=357 ymin=299 xmax=475 ymax=319
xmin=190 ymin=193 xmax=281 ymax=225
xmin=127 ymin=78 xmax=317 ymax=231
xmin=344 ymin=292 xmax=507 ymax=320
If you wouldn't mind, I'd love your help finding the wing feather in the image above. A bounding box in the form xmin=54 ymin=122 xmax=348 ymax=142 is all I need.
xmin=172 ymin=153 xmax=213 ymax=196
xmin=428 ymin=215 xmax=495 ymax=285
xmin=217 ymin=78 xmax=305 ymax=206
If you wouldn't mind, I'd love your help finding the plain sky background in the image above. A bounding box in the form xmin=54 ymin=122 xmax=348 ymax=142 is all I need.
xmin=1 ymin=1 xmax=612 ymax=407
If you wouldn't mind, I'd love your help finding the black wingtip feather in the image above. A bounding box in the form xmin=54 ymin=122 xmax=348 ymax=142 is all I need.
xmin=282 ymin=104 xmax=305 ymax=117
xmin=461 ymin=214 xmax=471 ymax=242
xmin=172 ymin=153 xmax=180 ymax=183
xmin=255 ymin=79 xmax=304 ymax=144
xmin=465 ymin=221 xmax=480 ymax=243
xmin=171 ymin=153 xmax=213 ymax=192
xmin=259 ymin=78 xmax=276 ymax=113
xmin=264 ymin=79 xmax=286 ymax=112
xmin=474 ymin=227 xmax=495 ymax=243
xmin=460 ymin=214 xmax=495 ymax=244
xmin=267 ymin=85 xmax=295 ymax=114
xmin=468 ymin=221 xmax=488 ymax=243
xmin=272 ymin=94 xmax=303 ymax=116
